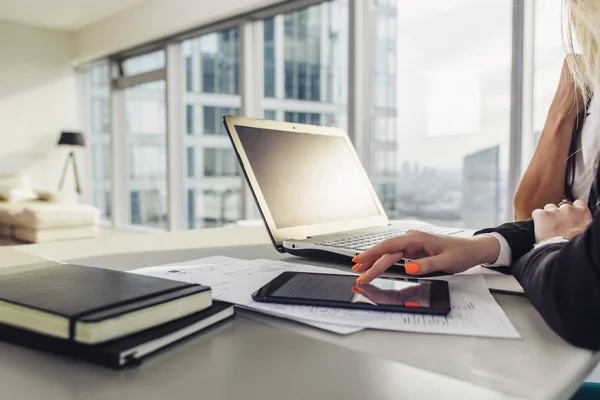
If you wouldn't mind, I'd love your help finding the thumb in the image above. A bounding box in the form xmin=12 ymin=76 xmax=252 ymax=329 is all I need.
xmin=573 ymin=199 xmax=587 ymax=208
xmin=405 ymin=253 xmax=454 ymax=276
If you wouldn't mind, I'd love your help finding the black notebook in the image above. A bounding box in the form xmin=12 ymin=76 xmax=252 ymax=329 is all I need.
xmin=0 ymin=264 xmax=211 ymax=344
xmin=0 ymin=301 xmax=234 ymax=369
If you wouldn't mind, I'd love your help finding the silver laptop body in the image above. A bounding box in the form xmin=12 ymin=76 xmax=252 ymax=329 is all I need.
xmin=223 ymin=115 xmax=463 ymax=264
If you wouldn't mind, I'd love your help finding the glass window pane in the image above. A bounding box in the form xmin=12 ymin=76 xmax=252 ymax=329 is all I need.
xmin=381 ymin=0 xmax=511 ymax=229
xmin=200 ymin=29 xmax=239 ymax=95
xmin=204 ymin=148 xmax=216 ymax=176
xmin=264 ymin=110 xmax=277 ymax=120
xmin=265 ymin=1 xmax=348 ymax=130
xmin=186 ymin=104 xmax=194 ymax=134
xmin=185 ymin=55 xmax=193 ymax=92
xmin=264 ymin=17 xmax=276 ymax=98
xmin=87 ymin=61 xmax=111 ymax=221
xmin=122 ymin=50 xmax=165 ymax=75
xmin=183 ymin=27 xmax=242 ymax=230
xmin=203 ymin=106 xmax=217 ymax=134
xmin=187 ymin=147 xmax=195 ymax=177
xmin=532 ymin=0 xmax=566 ymax=146
xmin=125 ymin=80 xmax=167 ymax=229
xmin=187 ymin=189 xmax=195 ymax=229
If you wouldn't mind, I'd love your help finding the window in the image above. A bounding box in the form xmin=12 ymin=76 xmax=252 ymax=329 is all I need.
xmin=532 ymin=0 xmax=566 ymax=147
xmin=186 ymin=104 xmax=194 ymax=134
xmin=386 ymin=0 xmax=511 ymax=229
xmin=88 ymin=62 xmax=111 ymax=221
xmin=261 ymin=1 xmax=349 ymax=130
xmin=203 ymin=148 xmax=239 ymax=177
xmin=284 ymin=111 xmax=321 ymax=125
xmin=264 ymin=17 xmax=276 ymax=98
xmin=83 ymin=0 xmax=531 ymax=233
xmin=264 ymin=109 xmax=277 ymax=120
xmin=185 ymin=55 xmax=193 ymax=92
xmin=200 ymin=30 xmax=239 ymax=94
xmin=187 ymin=189 xmax=195 ymax=229
xmin=130 ymin=191 xmax=141 ymax=224
xmin=125 ymin=79 xmax=168 ymax=229
xmin=122 ymin=50 xmax=165 ymax=75
xmin=203 ymin=106 xmax=238 ymax=135
xmin=184 ymin=28 xmax=242 ymax=229
xmin=187 ymin=147 xmax=195 ymax=177
xmin=204 ymin=148 xmax=217 ymax=176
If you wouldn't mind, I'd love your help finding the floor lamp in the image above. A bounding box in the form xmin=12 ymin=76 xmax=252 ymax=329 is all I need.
xmin=58 ymin=131 xmax=85 ymax=195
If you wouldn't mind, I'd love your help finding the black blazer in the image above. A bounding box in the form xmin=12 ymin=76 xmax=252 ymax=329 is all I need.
xmin=476 ymin=164 xmax=600 ymax=349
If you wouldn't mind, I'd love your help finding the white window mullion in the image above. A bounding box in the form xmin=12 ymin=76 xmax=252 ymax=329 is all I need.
xmin=348 ymin=0 xmax=374 ymax=176
xmin=110 ymin=62 xmax=130 ymax=229
xmin=78 ymin=66 xmax=93 ymax=206
xmin=507 ymin=0 xmax=528 ymax=221
xmin=166 ymin=42 xmax=187 ymax=231
xmin=520 ymin=0 xmax=535 ymax=180
xmin=239 ymin=19 xmax=264 ymax=220
xmin=275 ymin=15 xmax=285 ymax=102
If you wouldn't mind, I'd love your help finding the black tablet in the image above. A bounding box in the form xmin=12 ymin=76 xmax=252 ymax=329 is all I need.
xmin=252 ymin=271 xmax=451 ymax=315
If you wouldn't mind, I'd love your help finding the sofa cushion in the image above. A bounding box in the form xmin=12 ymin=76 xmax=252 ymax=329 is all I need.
xmin=12 ymin=204 xmax=100 ymax=229
xmin=35 ymin=190 xmax=66 ymax=203
xmin=0 ymin=187 xmax=37 ymax=202
xmin=0 ymin=224 xmax=11 ymax=238
xmin=0 ymin=202 xmax=26 ymax=225
xmin=14 ymin=225 xmax=99 ymax=243
xmin=0 ymin=174 xmax=31 ymax=190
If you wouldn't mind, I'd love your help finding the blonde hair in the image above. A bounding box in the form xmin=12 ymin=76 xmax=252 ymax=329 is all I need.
xmin=564 ymin=0 xmax=600 ymax=201
xmin=565 ymin=0 xmax=600 ymax=103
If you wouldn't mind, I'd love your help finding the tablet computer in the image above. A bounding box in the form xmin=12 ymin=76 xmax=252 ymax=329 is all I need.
xmin=252 ymin=271 xmax=451 ymax=315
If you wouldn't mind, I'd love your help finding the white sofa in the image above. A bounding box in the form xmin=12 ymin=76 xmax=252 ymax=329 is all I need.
xmin=0 ymin=174 xmax=100 ymax=243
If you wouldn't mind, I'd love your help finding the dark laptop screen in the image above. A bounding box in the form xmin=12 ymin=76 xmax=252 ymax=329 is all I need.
xmin=235 ymin=125 xmax=381 ymax=229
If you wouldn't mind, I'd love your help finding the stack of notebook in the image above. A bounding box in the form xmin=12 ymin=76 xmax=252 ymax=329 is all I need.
xmin=0 ymin=264 xmax=233 ymax=368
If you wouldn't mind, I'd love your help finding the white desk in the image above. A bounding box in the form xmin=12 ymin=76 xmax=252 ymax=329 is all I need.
xmin=2 ymin=226 xmax=598 ymax=400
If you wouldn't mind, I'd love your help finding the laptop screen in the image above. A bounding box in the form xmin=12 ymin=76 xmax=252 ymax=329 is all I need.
xmin=235 ymin=125 xmax=382 ymax=229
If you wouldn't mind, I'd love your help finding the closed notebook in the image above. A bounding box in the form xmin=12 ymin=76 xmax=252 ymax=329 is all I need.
xmin=0 ymin=264 xmax=211 ymax=344
xmin=0 ymin=301 xmax=234 ymax=369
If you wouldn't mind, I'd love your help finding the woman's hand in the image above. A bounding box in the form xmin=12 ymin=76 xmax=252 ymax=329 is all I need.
xmin=352 ymin=231 xmax=501 ymax=284
xmin=532 ymin=200 xmax=592 ymax=242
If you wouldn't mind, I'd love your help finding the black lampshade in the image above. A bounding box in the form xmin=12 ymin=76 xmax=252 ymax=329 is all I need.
xmin=57 ymin=131 xmax=85 ymax=147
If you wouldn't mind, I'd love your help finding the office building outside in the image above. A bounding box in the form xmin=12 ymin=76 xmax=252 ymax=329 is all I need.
xmin=461 ymin=146 xmax=501 ymax=228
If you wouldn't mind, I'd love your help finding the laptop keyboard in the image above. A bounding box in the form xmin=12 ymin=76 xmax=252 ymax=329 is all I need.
xmin=315 ymin=226 xmax=464 ymax=251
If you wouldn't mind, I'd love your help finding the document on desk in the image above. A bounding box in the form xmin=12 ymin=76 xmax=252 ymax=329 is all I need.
xmin=130 ymin=256 xmax=362 ymax=335
xmin=131 ymin=257 xmax=520 ymax=339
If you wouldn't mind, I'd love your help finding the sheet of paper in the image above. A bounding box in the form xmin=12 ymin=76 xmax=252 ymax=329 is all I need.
xmin=131 ymin=257 xmax=520 ymax=339
xmin=131 ymin=256 xmax=363 ymax=335
xmin=461 ymin=266 xmax=524 ymax=294
xmin=247 ymin=272 xmax=521 ymax=339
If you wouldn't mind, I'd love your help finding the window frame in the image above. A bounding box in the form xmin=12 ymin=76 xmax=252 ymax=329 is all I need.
xmin=83 ymin=0 xmax=529 ymax=232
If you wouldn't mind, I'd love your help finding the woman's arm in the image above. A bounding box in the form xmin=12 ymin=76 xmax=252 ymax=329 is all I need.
xmin=514 ymin=58 xmax=584 ymax=221
xmin=514 ymin=117 xmax=576 ymax=220
xmin=511 ymin=213 xmax=600 ymax=349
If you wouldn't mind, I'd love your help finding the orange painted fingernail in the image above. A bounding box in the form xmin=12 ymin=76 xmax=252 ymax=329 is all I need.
xmin=351 ymin=263 xmax=361 ymax=271
xmin=405 ymin=262 xmax=420 ymax=274
xmin=356 ymin=274 xmax=365 ymax=283
xmin=352 ymin=254 xmax=361 ymax=262
xmin=405 ymin=301 xmax=420 ymax=308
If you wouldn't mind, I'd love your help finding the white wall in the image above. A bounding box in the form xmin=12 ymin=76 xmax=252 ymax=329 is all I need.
xmin=0 ymin=20 xmax=81 ymax=199
xmin=74 ymin=0 xmax=283 ymax=62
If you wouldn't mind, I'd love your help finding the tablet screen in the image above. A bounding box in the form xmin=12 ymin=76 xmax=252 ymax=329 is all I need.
xmin=269 ymin=272 xmax=433 ymax=307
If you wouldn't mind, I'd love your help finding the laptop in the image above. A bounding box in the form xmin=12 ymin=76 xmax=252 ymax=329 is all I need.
xmin=223 ymin=115 xmax=464 ymax=268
